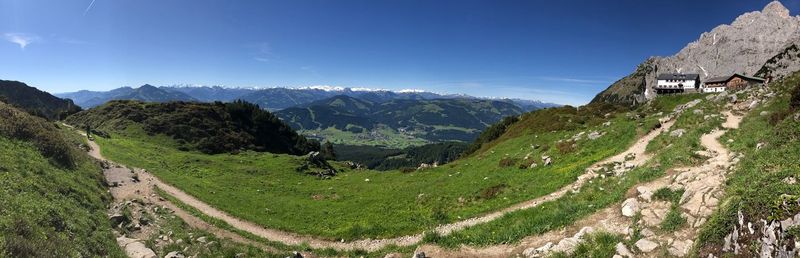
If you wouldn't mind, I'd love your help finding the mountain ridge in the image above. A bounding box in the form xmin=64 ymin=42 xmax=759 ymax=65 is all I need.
xmin=59 ymin=85 xmax=559 ymax=111
xmin=0 ymin=80 xmax=82 ymax=120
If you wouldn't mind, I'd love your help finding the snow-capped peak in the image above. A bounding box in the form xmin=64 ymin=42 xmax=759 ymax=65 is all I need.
xmin=397 ymin=89 xmax=426 ymax=93
xmin=299 ymin=85 xmax=346 ymax=91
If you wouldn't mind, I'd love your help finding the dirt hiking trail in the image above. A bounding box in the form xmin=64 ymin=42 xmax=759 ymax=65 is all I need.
xmin=417 ymin=106 xmax=745 ymax=258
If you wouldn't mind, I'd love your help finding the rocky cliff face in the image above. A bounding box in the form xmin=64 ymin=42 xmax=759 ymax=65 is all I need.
xmin=756 ymin=43 xmax=800 ymax=79
xmin=593 ymin=1 xmax=800 ymax=105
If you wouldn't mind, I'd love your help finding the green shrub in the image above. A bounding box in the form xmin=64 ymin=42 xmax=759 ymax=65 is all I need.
xmin=0 ymin=102 xmax=78 ymax=168
xmin=790 ymin=84 xmax=800 ymax=110
xmin=498 ymin=157 xmax=518 ymax=167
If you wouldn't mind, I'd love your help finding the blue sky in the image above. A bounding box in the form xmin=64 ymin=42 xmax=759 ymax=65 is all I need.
xmin=0 ymin=0 xmax=795 ymax=105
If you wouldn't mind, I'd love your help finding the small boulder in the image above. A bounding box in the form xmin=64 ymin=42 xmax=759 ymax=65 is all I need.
xmin=551 ymin=237 xmax=579 ymax=254
xmin=668 ymin=239 xmax=693 ymax=257
xmin=615 ymin=242 xmax=634 ymax=257
xmin=164 ymin=251 xmax=185 ymax=258
xmin=621 ymin=198 xmax=640 ymax=217
xmin=636 ymin=186 xmax=653 ymax=202
xmin=670 ymin=129 xmax=686 ymax=137
xmin=588 ymin=131 xmax=603 ymax=140
xmin=541 ymin=156 xmax=552 ymax=166
xmin=635 ymin=238 xmax=659 ymax=253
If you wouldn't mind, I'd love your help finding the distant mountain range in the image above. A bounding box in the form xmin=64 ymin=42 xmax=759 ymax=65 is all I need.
xmin=55 ymin=85 xmax=557 ymax=146
xmin=57 ymin=85 xmax=558 ymax=111
xmin=56 ymin=85 xmax=196 ymax=108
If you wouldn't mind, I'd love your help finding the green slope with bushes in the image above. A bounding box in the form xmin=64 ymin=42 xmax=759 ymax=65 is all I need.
xmin=65 ymin=100 xmax=320 ymax=155
xmin=0 ymin=101 xmax=123 ymax=257
xmin=0 ymin=79 xmax=81 ymax=120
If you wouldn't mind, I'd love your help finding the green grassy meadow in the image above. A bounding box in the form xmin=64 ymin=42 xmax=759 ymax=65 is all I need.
xmin=92 ymin=109 xmax=639 ymax=241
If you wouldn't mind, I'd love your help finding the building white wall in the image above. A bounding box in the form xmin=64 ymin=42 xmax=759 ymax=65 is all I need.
xmin=656 ymin=79 xmax=697 ymax=90
xmin=702 ymin=86 xmax=725 ymax=93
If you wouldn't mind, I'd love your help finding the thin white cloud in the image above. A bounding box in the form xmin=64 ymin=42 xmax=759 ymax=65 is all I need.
xmin=252 ymin=42 xmax=274 ymax=62
xmin=4 ymin=33 xmax=39 ymax=49
xmin=83 ymin=0 xmax=97 ymax=16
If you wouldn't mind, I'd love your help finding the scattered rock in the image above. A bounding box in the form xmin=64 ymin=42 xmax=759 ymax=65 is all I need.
xmin=541 ymin=156 xmax=552 ymax=166
xmin=760 ymin=111 xmax=771 ymax=116
xmin=694 ymin=150 xmax=714 ymax=158
xmin=382 ymin=253 xmax=403 ymax=258
xmin=117 ymin=236 xmax=157 ymax=258
xmin=637 ymin=186 xmax=653 ymax=201
xmin=756 ymin=142 xmax=766 ymax=150
xmin=635 ymin=238 xmax=659 ymax=253
xmin=551 ymin=237 xmax=579 ymax=254
xmin=196 ymin=236 xmax=207 ymax=243
xmin=693 ymin=109 xmax=704 ymax=115
xmin=588 ymin=131 xmax=603 ymax=140
xmin=670 ymin=129 xmax=686 ymax=137
xmin=164 ymin=251 xmax=185 ymax=258
xmin=603 ymin=121 xmax=612 ymax=127
xmin=784 ymin=177 xmax=797 ymax=185
xmin=748 ymin=100 xmax=760 ymax=110
xmin=669 ymin=240 xmax=693 ymax=257
xmin=523 ymin=242 xmax=553 ymax=257
xmin=615 ymin=242 xmax=634 ymax=257
xmin=621 ymin=198 xmax=640 ymax=217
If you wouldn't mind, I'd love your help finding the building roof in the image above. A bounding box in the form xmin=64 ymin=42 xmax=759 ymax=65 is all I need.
xmin=657 ymin=73 xmax=700 ymax=80
xmin=704 ymin=73 xmax=766 ymax=84
xmin=705 ymin=76 xmax=730 ymax=83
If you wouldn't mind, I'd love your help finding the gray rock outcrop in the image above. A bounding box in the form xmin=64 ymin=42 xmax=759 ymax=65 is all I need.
xmin=593 ymin=1 xmax=800 ymax=105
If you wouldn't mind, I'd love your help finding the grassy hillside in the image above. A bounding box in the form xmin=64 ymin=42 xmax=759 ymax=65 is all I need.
xmin=65 ymin=100 xmax=320 ymax=155
xmin=85 ymin=97 xmax=642 ymax=240
xmin=696 ymin=72 xmax=800 ymax=256
xmin=0 ymin=101 xmax=123 ymax=257
xmin=334 ymin=141 xmax=469 ymax=170
xmin=0 ymin=80 xmax=81 ymax=120
xmin=427 ymin=93 xmax=724 ymax=247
